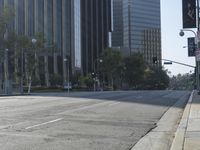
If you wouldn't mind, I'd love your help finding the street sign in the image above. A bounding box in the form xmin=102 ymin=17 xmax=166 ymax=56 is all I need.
xmin=188 ymin=37 xmax=195 ymax=57
xmin=164 ymin=61 xmax=172 ymax=65
xmin=63 ymin=82 xmax=72 ymax=89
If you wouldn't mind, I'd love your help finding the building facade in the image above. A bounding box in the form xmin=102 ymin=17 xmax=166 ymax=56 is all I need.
xmin=81 ymin=0 xmax=113 ymax=75
xmin=0 ymin=0 xmax=82 ymax=86
xmin=112 ymin=0 xmax=161 ymax=65
xmin=112 ymin=0 xmax=123 ymax=48
xmin=0 ymin=0 xmax=112 ymax=88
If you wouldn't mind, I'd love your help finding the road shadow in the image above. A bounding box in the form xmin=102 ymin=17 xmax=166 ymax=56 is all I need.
xmin=30 ymin=90 xmax=191 ymax=108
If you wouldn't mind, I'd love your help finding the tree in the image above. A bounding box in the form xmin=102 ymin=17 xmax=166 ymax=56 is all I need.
xmin=169 ymin=73 xmax=194 ymax=90
xmin=14 ymin=33 xmax=46 ymax=93
xmin=15 ymin=35 xmax=31 ymax=92
xmin=122 ymin=53 xmax=169 ymax=90
xmin=24 ymin=33 xmax=46 ymax=93
xmin=0 ymin=6 xmax=16 ymax=94
xmin=0 ymin=6 xmax=15 ymax=56
xmin=100 ymin=48 xmax=124 ymax=90
xmin=124 ymin=53 xmax=146 ymax=88
xmin=1 ymin=7 xmax=55 ymax=93
xmin=0 ymin=7 xmax=15 ymax=48
xmin=143 ymin=66 xmax=170 ymax=90
xmin=0 ymin=6 xmax=15 ymax=43
xmin=49 ymin=74 xmax=62 ymax=87
xmin=83 ymin=74 xmax=94 ymax=90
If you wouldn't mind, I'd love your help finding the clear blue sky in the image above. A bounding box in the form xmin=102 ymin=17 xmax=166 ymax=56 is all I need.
xmin=161 ymin=0 xmax=196 ymax=75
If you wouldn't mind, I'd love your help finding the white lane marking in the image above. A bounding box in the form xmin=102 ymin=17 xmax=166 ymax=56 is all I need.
xmin=57 ymin=101 xmax=113 ymax=115
xmin=25 ymin=118 xmax=63 ymax=130
xmin=108 ymin=102 xmax=121 ymax=106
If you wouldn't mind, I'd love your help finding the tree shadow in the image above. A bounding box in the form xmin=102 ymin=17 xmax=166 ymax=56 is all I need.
xmin=31 ymin=90 xmax=191 ymax=108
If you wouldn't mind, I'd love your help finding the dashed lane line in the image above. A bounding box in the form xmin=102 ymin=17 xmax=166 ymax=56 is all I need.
xmin=25 ymin=118 xmax=63 ymax=130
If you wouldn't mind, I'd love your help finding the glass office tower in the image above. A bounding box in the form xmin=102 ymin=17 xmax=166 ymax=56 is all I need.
xmin=112 ymin=0 xmax=161 ymax=65
xmin=0 ymin=0 xmax=82 ymax=86
xmin=0 ymin=0 xmax=112 ymax=86
xmin=112 ymin=0 xmax=123 ymax=47
xmin=81 ymin=0 xmax=113 ymax=75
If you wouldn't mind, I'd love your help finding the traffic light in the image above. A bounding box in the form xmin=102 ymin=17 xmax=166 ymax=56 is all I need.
xmin=182 ymin=0 xmax=196 ymax=28
xmin=91 ymin=72 xmax=96 ymax=79
xmin=153 ymin=57 xmax=158 ymax=64
xmin=188 ymin=37 xmax=196 ymax=57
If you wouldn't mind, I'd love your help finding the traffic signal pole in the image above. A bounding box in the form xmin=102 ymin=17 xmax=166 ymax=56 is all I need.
xmin=181 ymin=0 xmax=200 ymax=91
xmin=162 ymin=59 xmax=196 ymax=68
xmin=196 ymin=0 xmax=200 ymax=91
xmin=197 ymin=0 xmax=200 ymax=29
xmin=179 ymin=29 xmax=199 ymax=90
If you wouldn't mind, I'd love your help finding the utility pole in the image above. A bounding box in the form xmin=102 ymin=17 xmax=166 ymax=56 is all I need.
xmin=196 ymin=0 xmax=200 ymax=91
xmin=179 ymin=29 xmax=199 ymax=90
xmin=197 ymin=0 xmax=200 ymax=91
xmin=179 ymin=0 xmax=200 ymax=91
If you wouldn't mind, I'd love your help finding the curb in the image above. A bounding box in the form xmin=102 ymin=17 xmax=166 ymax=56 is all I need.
xmin=170 ymin=90 xmax=194 ymax=150
xmin=131 ymin=92 xmax=190 ymax=150
xmin=0 ymin=94 xmax=31 ymax=97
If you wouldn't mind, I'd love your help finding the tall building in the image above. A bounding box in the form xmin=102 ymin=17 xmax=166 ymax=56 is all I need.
xmin=0 ymin=0 xmax=81 ymax=86
xmin=112 ymin=0 xmax=161 ymax=65
xmin=112 ymin=0 xmax=123 ymax=48
xmin=0 ymin=0 xmax=112 ymax=87
xmin=81 ymin=0 xmax=113 ymax=75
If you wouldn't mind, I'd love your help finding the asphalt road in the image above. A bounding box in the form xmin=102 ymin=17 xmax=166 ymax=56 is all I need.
xmin=0 ymin=90 xmax=190 ymax=150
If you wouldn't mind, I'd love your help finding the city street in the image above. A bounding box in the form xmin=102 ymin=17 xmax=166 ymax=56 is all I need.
xmin=0 ymin=91 xmax=190 ymax=150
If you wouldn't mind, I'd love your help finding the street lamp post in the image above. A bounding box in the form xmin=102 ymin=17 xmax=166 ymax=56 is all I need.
xmin=179 ymin=29 xmax=199 ymax=90
xmin=32 ymin=38 xmax=37 ymax=45
xmin=4 ymin=48 xmax=9 ymax=94
xmin=20 ymin=47 xmax=24 ymax=94
xmin=3 ymin=23 xmax=11 ymax=95
xmin=93 ymin=59 xmax=103 ymax=91
xmin=31 ymin=39 xmax=37 ymax=57
xmin=31 ymin=38 xmax=40 ymax=82
xmin=63 ymin=58 xmax=70 ymax=94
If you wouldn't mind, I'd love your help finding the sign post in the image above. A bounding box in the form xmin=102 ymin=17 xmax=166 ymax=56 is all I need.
xmin=197 ymin=31 xmax=200 ymax=61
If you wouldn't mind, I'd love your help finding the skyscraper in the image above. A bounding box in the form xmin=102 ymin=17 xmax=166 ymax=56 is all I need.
xmin=81 ymin=0 xmax=113 ymax=75
xmin=0 ymin=0 xmax=81 ymax=86
xmin=112 ymin=0 xmax=161 ymax=65
xmin=0 ymin=0 xmax=112 ymax=87
xmin=112 ymin=0 xmax=123 ymax=48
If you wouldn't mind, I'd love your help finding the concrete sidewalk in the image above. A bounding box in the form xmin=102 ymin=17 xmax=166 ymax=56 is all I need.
xmin=171 ymin=91 xmax=200 ymax=150
xmin=131 ymin=91 xmax=199 ymax=150
xmin=131 ymin=91 xmax=190 ymax=150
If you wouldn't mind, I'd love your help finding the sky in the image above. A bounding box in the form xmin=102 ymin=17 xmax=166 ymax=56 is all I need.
xmin=161 ymin=0 xmax=196 ymax=75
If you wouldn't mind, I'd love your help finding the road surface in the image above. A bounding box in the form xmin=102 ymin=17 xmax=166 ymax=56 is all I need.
xmin=0 ymin=91 xmax=190 ymax=150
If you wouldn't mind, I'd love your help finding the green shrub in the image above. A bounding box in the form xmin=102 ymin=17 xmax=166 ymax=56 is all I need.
xmin=49 ymin=74 xmax=62 ymax=87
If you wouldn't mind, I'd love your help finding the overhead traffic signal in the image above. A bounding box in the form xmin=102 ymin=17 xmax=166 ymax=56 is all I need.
xmin=153 ymin=57 xmax=158 ymax=64
xmin=91 ymin=72 xmax=96 ymax=79
xmin=188 ymin=37 xmax=196 ymax=57
xmin=182 ymin=0 xmax=196 ymax=28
